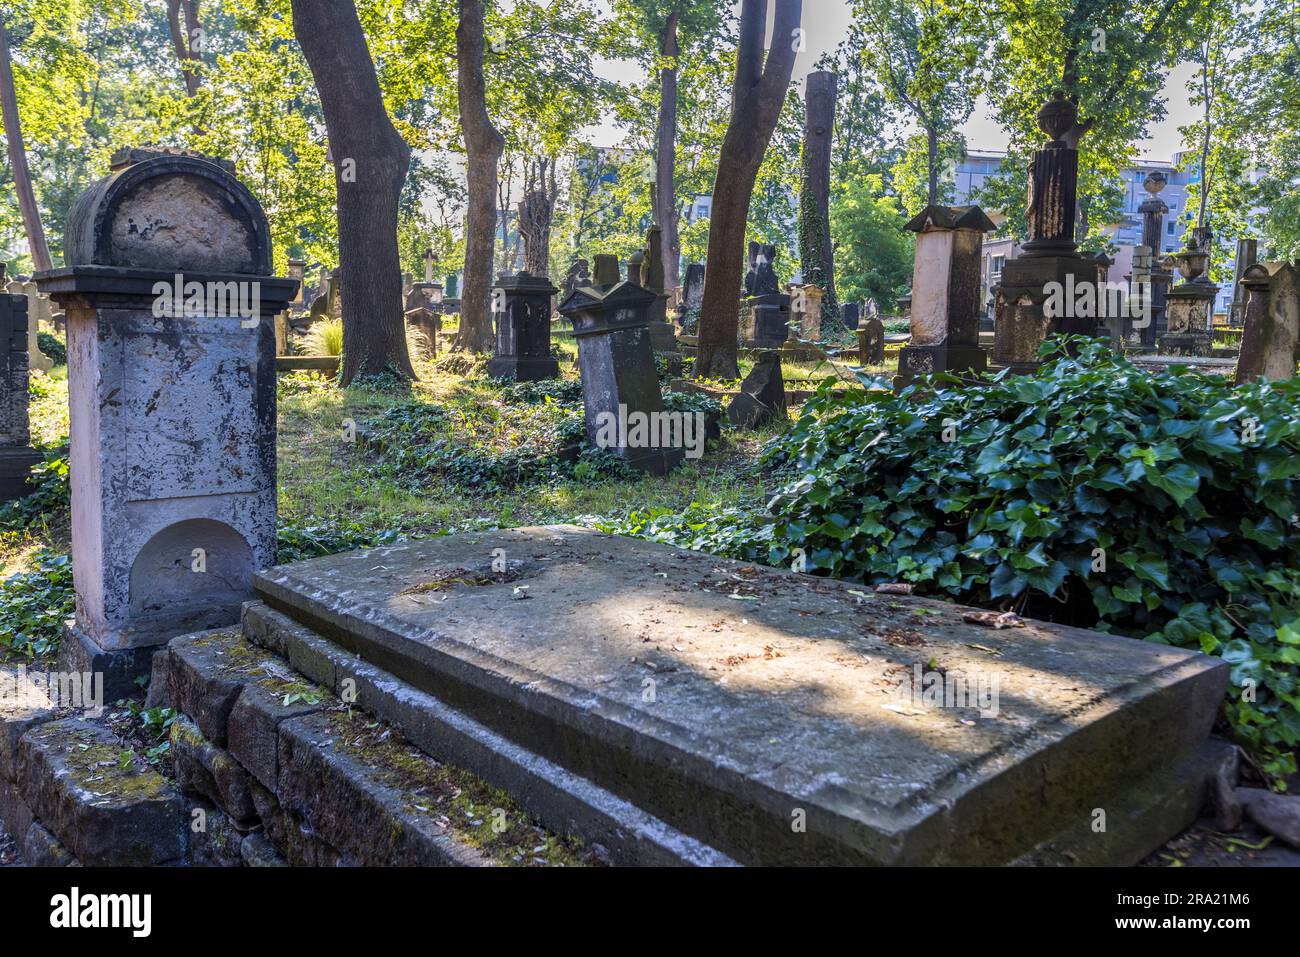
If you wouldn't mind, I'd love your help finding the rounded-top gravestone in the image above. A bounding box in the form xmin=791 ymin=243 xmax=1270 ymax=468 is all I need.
xmin=36 ymin=146 xmax=298 ymax=697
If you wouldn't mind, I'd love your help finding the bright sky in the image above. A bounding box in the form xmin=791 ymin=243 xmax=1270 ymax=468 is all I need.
xmin=589 ymin=0 xmax=1200 ymax=163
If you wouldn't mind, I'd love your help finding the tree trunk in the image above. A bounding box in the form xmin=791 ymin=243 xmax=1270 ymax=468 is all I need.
xmin=654 ymin=12 xmax=681 ymax=296
xmin=165 ymin=0 xmax=203 ymax=96
xmin=694 ymin=0 xmax=802 ymax=379
xmin=926 ymin=123 xmax=938 ymax=207
xmin=799 ymin=69 xmax=836 ymax=313
xmin=291 ymin=0 xmax=414 ymax=384
xmin=0 ymin=20 xmax=52 ymax=273
xmin=518 ymin=156 xmax=558 ymax=277
xmin=456 ymin=0 xmax=504 ymax=353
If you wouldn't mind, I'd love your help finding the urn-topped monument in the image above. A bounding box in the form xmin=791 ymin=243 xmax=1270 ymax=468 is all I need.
xmin=36 ymin=146 xmax=298 ymax=695
xmin=992 ymin=93 xmax=1097 ymax=372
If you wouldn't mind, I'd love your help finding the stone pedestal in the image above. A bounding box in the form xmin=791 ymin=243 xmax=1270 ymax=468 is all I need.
xmin=36 ymin=148 xmax=297 ymax=683
xmin=740 ymin=293 xmax=791 ymax=349
xmin=898 ymin=204 xmax=994 ymax=381
xmin=558 ymin=279 xmax=682 ymax=475
xmin=1160 ymin=242 xmax=1219 ymax=357
xmin=1160 ymin=284 xmax=1218 ymax=356
xmin=0 ymin=294 xmax=43 ymax=501
xmin=993 ymin=254 xmax=1095 ymax=371
xmin=1235 ymin=261 xmax=1300 ymax=383
xmin=488 ymin=271 xmax=560 ymax=381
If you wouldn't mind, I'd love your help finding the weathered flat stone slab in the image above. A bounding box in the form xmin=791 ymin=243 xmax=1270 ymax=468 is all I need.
xmin=255 ymin=525 xmax=1229 ymax=865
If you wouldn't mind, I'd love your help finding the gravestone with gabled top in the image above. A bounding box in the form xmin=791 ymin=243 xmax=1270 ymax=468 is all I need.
xmin=897 ymin=204 xmax=995 ymax=381
xmin=558 ymin=257 xmax=682 ymax=474
xmin=36 ymin=146 xmax=298 ymax=698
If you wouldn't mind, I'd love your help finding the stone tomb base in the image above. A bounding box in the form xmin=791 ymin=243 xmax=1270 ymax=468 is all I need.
xmin=251 ymin=525 xmax=1229 ymax=866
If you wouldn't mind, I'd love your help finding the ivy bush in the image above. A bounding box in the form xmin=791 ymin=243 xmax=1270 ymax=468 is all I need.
xmin=0 ymin=551 xmax=75 ymax=659
xmin=363 ymin=378 xmax=721 ymax=492
xmin=605 ymin=340 xmax=1300 ymax=781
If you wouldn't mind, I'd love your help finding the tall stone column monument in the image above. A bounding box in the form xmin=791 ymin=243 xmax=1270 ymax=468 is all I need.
xmin=36 ymin=147 xmax=298 ymax=696
xmin=1137 ymin=171 xmax=1172 ymax=349
xmin=993 ymin=93 xmax=1095 ymax=372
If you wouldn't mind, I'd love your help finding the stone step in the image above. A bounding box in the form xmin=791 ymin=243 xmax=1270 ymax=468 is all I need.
xmin=17 ymin=718 xmax=186 ymax=866
xmin=156 ymin=628 xmax=599 ymax=867
xmin=241 ymin=601 xmax=736 ymax=866
xmin=252 ymin=524 xmax=1230 ymax=866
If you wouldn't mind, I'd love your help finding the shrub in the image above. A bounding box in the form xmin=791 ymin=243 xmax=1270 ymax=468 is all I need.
xmin=607 ymin=339 xmax=1300 ymax=782
xmin=37 ymin=331 xmax=66 ymax=365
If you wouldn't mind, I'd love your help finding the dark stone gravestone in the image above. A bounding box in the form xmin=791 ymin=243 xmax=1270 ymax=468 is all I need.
xmin=558 ymin=269 xmax=682 ymax=475
xmin=36 ymin=146 xmax=298 ymax=698
xmin=841 ymin=301 xmax=859 ymax=330
xmin=857 ymin=316 xmax=885 ymax=365
xmin=641 ymin=225 xmax=677 ymax=352
xmin=0 ymin=295 xmax=43 ymax=501
xmin=1230 ymin=239 xmax=1259 ymax=327
xmin=1235 ymin=261 xmax=1300 ymax=384
xmin=897 ymin=204 xmax=994 ymax=381
xmin=489 ymin=271 xmax=560 ymax=381
xmin=682 ymin=262 xmax=705 ymax=311
xmin=740 ymin=241 xmax=790 ymax=348
xmin=726 ymin=351 xmax=787 ymax=430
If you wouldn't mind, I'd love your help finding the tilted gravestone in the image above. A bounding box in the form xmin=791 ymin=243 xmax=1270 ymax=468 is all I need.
xmin=36 ymin=147 xmax=297 ymax=697
xmin=857 ymin=316 xmax=885 ymax=365
xmin=558 ymin=264 xmax=682 ymax=474
xmin=726 ymin=351 xmax=786 ymax=430
xmin=0 ymin=295 xmax=43 ymax=501
xmin=489 ymin=271 xmax=560 ymax=381
xmin=898 ymin=204 xmax=995 ymax=381
xmin=1235 ymin=261 xmax=1300 ymax=384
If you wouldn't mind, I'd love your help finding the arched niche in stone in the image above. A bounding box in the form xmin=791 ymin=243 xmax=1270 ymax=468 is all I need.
xmin=128 ymin=518 xmax=255 ymax=628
